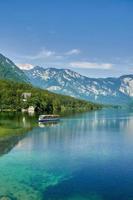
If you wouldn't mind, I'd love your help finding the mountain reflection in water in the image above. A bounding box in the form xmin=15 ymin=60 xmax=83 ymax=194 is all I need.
xmin=0 ymin=112 xmax=37 ymax=156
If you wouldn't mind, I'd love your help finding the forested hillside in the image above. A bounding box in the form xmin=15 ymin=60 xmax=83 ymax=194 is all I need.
xmin=0 ymin=54 xmax=29 ymax=82
xmin=0 ymin=79 xmax=101 ymax=113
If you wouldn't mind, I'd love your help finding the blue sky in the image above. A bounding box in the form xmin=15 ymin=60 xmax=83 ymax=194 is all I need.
xmin=0 ymin=0 xmax=133 ymax=77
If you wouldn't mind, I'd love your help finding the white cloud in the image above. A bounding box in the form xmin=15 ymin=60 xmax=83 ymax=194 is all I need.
xmin=22 ymin=48 xmax=81 ymax=62
xmin=25 ymin=49 xmax=56 ymax=60
xmin=17 ymin=63 xmax=34 ymax=70
xmin=70 ymin=62 xmax=112 ymax=69
xmin=65 ymin=49 xmax=81 ymax=55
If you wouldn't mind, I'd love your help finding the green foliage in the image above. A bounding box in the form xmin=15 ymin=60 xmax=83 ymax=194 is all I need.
xmin=0 ymin=79 xmax=102 ymax=114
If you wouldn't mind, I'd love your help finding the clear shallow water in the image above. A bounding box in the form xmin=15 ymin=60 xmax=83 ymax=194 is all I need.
xmin=1 ymin=109 xmax=133 ymax=199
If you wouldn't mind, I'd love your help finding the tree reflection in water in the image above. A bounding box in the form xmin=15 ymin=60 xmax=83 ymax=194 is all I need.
xmin=0 ymin=112 xmax=37 ymax=156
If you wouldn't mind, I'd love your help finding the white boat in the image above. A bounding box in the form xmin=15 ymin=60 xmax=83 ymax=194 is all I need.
xmin=38 ymin=115 xmax=60 ymax=122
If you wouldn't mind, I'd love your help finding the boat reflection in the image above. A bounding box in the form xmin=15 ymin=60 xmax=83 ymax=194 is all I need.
xmin=38 ymin=121 xmax=60 ymax=128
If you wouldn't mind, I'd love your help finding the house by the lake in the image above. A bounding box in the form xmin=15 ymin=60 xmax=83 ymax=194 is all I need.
xmin=22 ymin=106 xmax=35 ymax=114
xmin=22 ymin=93 xmax=32 ymax=102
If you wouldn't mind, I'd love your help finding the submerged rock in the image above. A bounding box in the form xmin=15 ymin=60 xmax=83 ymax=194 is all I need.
xmin=0 ymin=196 xmax=14 ymax=200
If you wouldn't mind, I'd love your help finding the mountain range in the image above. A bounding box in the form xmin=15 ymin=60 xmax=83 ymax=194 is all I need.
xmin=0 ymin=53 xmax=133 ymax=105
xmin=25 ymin=66 xmax=133 ymax=105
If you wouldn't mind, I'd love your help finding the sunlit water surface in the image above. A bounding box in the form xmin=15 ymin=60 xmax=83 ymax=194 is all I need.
xmin=0 ymin=109 xmax=133 ymax=200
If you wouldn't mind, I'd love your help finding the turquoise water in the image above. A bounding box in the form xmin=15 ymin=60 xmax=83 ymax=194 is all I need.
xmin=0 ymin=109 xmax=133 ymax=199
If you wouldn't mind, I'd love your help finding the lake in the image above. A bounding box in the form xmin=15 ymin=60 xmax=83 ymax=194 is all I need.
xmin=0 ymin=109 xmax=133 ymax=200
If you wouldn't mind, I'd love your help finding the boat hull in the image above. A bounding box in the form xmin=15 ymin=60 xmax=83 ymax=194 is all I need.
xmin=38 ymin=118 xmax=60 ymax=123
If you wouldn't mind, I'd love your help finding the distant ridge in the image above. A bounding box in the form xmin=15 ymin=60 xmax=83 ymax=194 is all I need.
xmin=25 ymin=66 xmax=133 ymax=105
